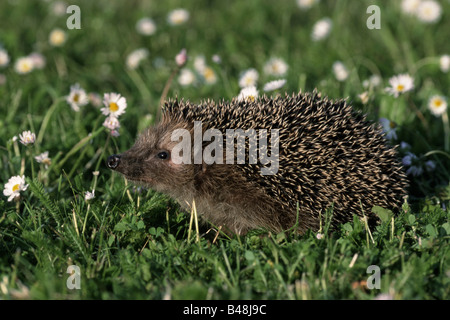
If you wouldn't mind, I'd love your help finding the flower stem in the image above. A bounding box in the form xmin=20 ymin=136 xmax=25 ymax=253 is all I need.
xmin=37 ymin=97 xmax=64 ymax=146
xmin=158 ymin=66 xmax=180 ymax=121
xmin=442 ymin=112 xmax=449 ymax=152
xmin=15 ymin=198 xmax=20 ymax=215
xmin=407 ymin=96 xmax=429 ymax=132
xmin=95 ymin=133 xmax=110 ymax=173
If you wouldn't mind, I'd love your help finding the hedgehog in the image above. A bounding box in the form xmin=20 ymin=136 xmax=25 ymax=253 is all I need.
xmin=107 ymin=91 xmax=408 ymax=235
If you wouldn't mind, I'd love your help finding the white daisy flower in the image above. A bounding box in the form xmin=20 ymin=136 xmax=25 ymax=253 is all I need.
xmin=379 ymin=118 xmax=398 ymax=141
xmin=136 ymin=17 xmax=157 ymax=36
xmin=88 ymin=92 xmax=102 ymax=108
xmin=212 ymin=54 xmax=221 ymax=64
xmin=49 ymin=28 xmax=67 ymax=47
xmin=263 ymin=79 xmax=286 ymax=92
xmin=416 ymin=0 xmax=441 ymax=23
xmin=385 ymin=74 xmax=414 ymax=97
xmin=193 ymin=55 xmax=207 ymax=73
xmin=358 ymin=91 xmax=370 ymax=104
xmin=51 ymin=1 xmax=67 ymax=16
xmin=440 ymin=55 xmax=450 ymax=73
xmin=363 ymin=74 xmax=382 ymax=88
xmin=175 ymin=48 xmax=187 ymax=67
xmin=35 ymin=151 xmax=51 ymax=168
xmin=178 ymin=68 xmax=195 ymax=87
xmin=101 ymin=93 xmax=127 ymax=118
xmin=110 ymin=130 xmax=120 ymax=137
xmin=28 ymin=52 xmax=46 ymax=69
xmin=3 ymin=175 xmax=29 ymax=202
xmin=66 ymin=83 xmax=89 ymax=112
xmin=370 ymin=74 xmax=382 ymax=87
xmin=84 ymin=190 xmax=95 ymax=201
xmin=103 ymin=115 xmax=121 ymax=130
xmin=126 ymin=48 xmax=149 ymax=70
xmin=167 ymin=9 xmax=190 ymax=26
xmin=14 ymin=56 xmax=34 ymax=74
xmin=297 ymin=0 xmax=320 ymax=10
xmin=0 ymin=48 xmax=10 ymax=67
xmin=237 ymin=86 xmax=259 ymax=102
xmin=428 ymin=95 xmax=447 ymax=117
xmin=311 ymin=17 xmax=332 ymax=41
xmin=239 ymin=69 xmax=259 ymax=88
xmin=332 ymin=61 xmax=349 ymax=82
xmin=263 ymin=58 xmax=288 ymax=76
xmin=401 ymin=0 xmax=421 ymax=15
xmin=178 ymin=68 xmax=196 ymax=86
xmin=19 ymin=130 xmax=36 ymax=146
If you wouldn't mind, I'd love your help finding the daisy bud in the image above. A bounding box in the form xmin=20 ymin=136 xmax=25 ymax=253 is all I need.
xmin=175 ymin=48 xmax=187 ymax=67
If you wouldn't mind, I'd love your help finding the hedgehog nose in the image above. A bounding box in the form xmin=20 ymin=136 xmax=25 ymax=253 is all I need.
xmin=107 ymin=154 xmax=121 ymax=170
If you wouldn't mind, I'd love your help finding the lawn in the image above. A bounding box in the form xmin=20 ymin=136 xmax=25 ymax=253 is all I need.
xmin=0 ymin=0 xmax=449 ymax=300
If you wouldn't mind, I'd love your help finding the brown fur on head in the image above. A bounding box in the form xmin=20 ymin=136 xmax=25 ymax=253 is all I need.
xmin=110 ymin=120 xmax=196 ymax=198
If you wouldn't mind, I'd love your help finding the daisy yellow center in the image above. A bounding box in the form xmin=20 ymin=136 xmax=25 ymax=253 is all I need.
xmin=396 ymin=84 xmax=405 ymax=91
xmin=433 ymin=100 xmax=442 ymax=107
xmin=248 ymin=96 xmax=256 ymax=102
xmin=50 ymin=31 xmax=66 ymax=45
xmin=22 ymin=62 xmax=32 ymax=72
xmin=204 ymin=68 xmax=214 ymax=80
xmin=12 ymin=184 xmax=20 ymax=192
xmin=73 ymin=93 xmax=79 ymax=102
xmin=389 ymin=121 xmax=396 ymax=129
xmin=109 ymin=102 xmax=119 ymax=112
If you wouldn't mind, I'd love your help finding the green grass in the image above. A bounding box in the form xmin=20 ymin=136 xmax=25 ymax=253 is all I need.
xmin=0 ymin=0 xmax=449 ymax=300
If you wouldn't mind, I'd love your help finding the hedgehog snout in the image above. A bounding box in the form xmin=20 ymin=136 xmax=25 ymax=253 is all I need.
xmin=106 ymin=154 xmax=121 ymax=170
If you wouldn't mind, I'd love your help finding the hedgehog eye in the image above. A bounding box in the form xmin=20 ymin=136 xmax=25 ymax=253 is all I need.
xmin=157 ymin=151 xmax=169 ymax=160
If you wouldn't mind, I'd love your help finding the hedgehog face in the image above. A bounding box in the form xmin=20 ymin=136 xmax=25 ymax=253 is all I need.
xmin=107 ymin=123 xmax=195 ymax=196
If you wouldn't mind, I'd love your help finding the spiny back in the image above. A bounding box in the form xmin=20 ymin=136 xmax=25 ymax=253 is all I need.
xmin=162 ymin=91 xmax=408 ymax=229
